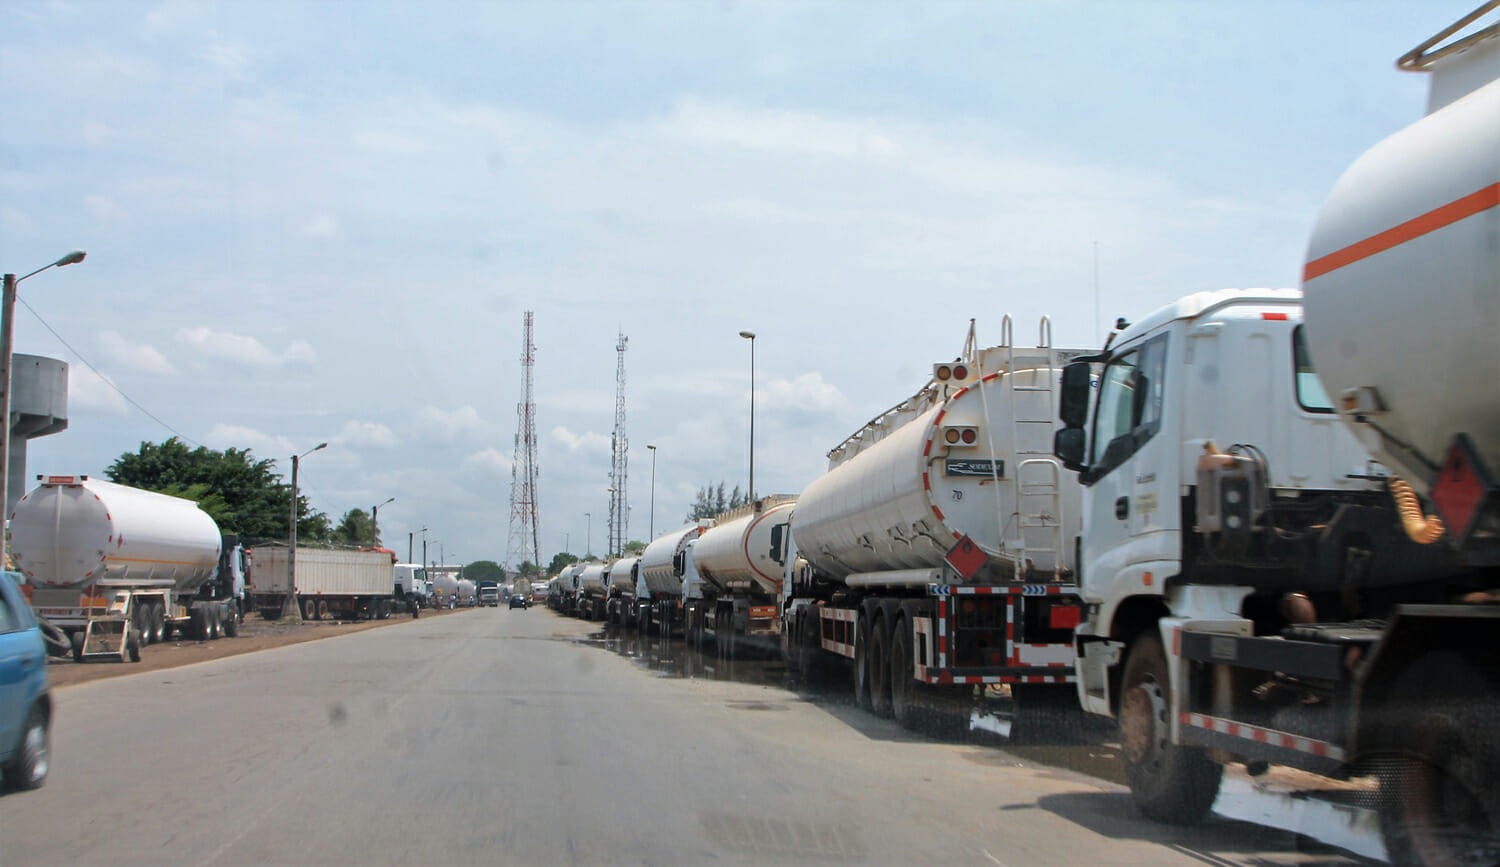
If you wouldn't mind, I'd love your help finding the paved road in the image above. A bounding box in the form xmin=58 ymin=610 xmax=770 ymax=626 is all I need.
xmin=3 ymin=609 xmax=1372 ymax=865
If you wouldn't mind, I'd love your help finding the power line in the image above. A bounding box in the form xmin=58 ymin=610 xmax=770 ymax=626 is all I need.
xmin=16 ymin=297 xmax=202 ymax=447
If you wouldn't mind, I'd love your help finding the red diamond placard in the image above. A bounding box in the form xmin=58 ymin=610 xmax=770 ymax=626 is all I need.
xmin=945 ymin=535 xmax=987 ymax=581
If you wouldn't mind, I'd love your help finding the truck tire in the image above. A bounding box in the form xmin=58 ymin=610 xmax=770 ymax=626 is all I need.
xmin=1376 ymin=652 xmax=1499 ymax=866
xmin=150 ymin=603 xmax=166 ymax=644
xmin=132 ymin=604 xmax=151 ymax=646
xmin=188 ymin=607 xmax=207 ymax=640
xmin=868 ymin=615 xmax=893 ymax=719
xmin=207 ymin=605 xmax=222 ymax=640
xmin=1118 ymin=632 xmax=1221 ymax=824
xmin=126 ymin=631 xmax=141 ymax=662
xmin=304 ymin=598 xmax=318 ymax=621
xmin=70 ymin=630 xmax=84 ymax=662
xmin=317 ymin=600 xmax=330 ymax=621
xmin=1011 ymin=684 xmax=1083 ymax=744
xmin=784 ymin=611 xmax=804 ymax=675
xmin=853 ymin=616 xmax=872 ymax=712
xmin=3 ymin=705 xmax=49 ymax=790
xmin=889 ymin=616 xmax=915 ymax=726
xmin=223 ymin=603 xmax=239 ymax=637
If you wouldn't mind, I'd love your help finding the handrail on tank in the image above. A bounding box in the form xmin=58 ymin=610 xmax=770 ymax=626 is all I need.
xmin=1039 ymin=315 xmax=1053 ymax=349
xmin=1397 ymin=1 xmax=1500 ymax=72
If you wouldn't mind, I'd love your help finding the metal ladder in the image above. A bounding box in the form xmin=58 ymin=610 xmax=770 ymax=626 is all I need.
xmin=1002 ymin=316 xmax=1066 ymax=579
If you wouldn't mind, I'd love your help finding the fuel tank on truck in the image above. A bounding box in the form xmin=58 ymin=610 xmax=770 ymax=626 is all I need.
xmin=1302 ymin=25 xmax=1500 ymax=501
xmin=607 ymin=556 xmax=639 ymax=593
xmin=793 ymin=326 xmax=1088 ymax=583
xmin=576 ymin=563 xmax=608 ymax=596
xmin=10 ymin=475 xmax=222 ymax=592
xmin=692 ymin=497 xmax=796 ymax=596
xmin=638 ymin=523 xmax=710 ymax=597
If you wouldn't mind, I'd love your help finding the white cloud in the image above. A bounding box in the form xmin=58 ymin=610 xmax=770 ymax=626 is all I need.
xmin=551 ymin=425 xmax=610 ymax=456
xmin=68 ymin=367 xmax=127 ymax=415
xmin=204 ymin=423 xmax=295 ymax=459
xmin=464 ymin=448 xmax=512 ymax=476
xmin=760 ymin=372 xmax=851 ymax=415
xmin=335 ymin=419 xmax=399 ymax=449
xmin=418 ymin=405 xmax=487 ymax=438
xmin=175 ymin=327 xmax=318 ymax=367
xmin=352 ymin=129 xmax=425 ymax=155
xmin=98 ymin=330 xmax=175 ymax=375
xmin=301 ymin=213 xmax=341 ymax=238
xmin=84 ymin=194 xmax=128 ymax=225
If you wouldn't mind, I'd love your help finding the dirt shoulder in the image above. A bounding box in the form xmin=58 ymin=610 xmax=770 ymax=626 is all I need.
xmin=47 ymin=606 xmax=468 ymax=689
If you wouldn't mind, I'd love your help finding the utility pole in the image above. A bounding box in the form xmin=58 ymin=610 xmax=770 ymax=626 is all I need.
xmin=739 ymin=330 xmax=757 ymax=501
xmin=608 ymin=331 xmax=629 ymax=557
xmin=281 ymin=442 xmax=327 ymax=620
xmin=408 ymin=531 xmax=413 ymax=563
xmin=371 ymin=497 xmax=394 ymax=547
xmin=507 ymin=310 xmax=542 ymax=571
xmin=646 ymin=444 xmax=657 ymax=539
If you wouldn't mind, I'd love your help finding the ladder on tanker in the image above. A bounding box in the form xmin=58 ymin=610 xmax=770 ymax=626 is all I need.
xmin=998 ymin=316 xmax=1066 ymax=580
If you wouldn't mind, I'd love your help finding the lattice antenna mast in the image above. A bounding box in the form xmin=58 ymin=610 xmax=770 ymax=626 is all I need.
xmin=608 ymin=331 xmax=629 ymax=558
xmin=507 ymin=311 xmax=541 ymax=571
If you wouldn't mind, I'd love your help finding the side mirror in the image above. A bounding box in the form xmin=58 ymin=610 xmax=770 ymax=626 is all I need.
xmin=672 ymin=551 xmax=684 ymax=577
xmin=1059 ymin=361 xmax=1092 ymax=429
xmin=769 ymin=524 xmax=785 ymax=565
xmin=1054 ymin=427 xmax=1087 ymax=474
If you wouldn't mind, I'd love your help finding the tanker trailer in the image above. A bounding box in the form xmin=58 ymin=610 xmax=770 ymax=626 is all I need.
xmin=683 ymin=496 xmax=795 ymax=658
xmin=1299 ymin=8 xmax=1500 ymax=860
xmin=456 ymin=578 xmax=477 ymax=607
xmin=430 ymin=571 xmax=459 ymax=608
xmin=574 ymin=563 xmax=608 ymax=621
xmin=551 ymin=564 xmax=584 ymax=614
xmin=636 ymin=522 xmax=711 ymax=636
xmin=780 ymin=318 xmax=1089 ymax=733
xmin=603 ymin=556 xmax=639 ymax=626
xmin=248 ymin=546 xmax=400 ymax=620
xmin=14 ymin=476 xmax=243 ymax=662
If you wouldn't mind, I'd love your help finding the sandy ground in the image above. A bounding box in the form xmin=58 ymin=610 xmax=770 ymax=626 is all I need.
xmin=45 ymin=604 xmax=472 ymax=689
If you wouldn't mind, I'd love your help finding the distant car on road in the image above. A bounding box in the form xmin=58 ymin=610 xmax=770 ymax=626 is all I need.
xmin=0 ymin=572 xmax=51 ymax=790
xmin=508 ymin=594 xmax=529 ymax=610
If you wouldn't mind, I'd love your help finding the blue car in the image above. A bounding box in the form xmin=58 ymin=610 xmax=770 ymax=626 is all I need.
xmin=0 ymin=571 xmax=50 ymax=790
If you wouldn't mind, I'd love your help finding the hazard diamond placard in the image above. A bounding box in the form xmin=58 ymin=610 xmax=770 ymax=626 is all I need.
xmin=945 ymin=535 xmax=987 ymax=581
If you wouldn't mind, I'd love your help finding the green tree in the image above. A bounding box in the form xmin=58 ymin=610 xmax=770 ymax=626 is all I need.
xmin=107 ymin=437 xmax=329 ymax=542
xmin=333 ymin=508 xmax=377 ymax=546
xmin=463 ymin=560 xmax=505 ymax=582
xmin=685 ymin=481 xmax=748 ymax=522
xmin=546 ymin=551 xmax=580 ymax=575
xmin=623 ymin=540 xmax=646 ymax=555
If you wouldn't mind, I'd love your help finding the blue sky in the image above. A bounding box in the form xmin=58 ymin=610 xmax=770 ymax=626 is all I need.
xmin=0 ymin=0 xmax=1457 ymax=567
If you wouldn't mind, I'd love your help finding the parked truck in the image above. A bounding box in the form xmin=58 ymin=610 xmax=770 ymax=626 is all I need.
xmin=635 ymin=522 xmax=710 ymax=635
xmin=573 ymin=563 xmax=608 ymax=620
xmin=1052 ymin=16 xmax=1499 ymax=855
xmin=683 ymin=497 xmax=796 ymax=658
xmin=780 ymin=321 xmax=1089 ymax=731
xmin=603 ymin=556 xmax=640 ymax=626
xmin=249 ymin=546 xmax=401 ymax=620
xmin=15 ymin=476 xmax=248 ymax=661
xmin=456 ymin=578 xmax=477 ymax=607
xmin=394 ymin=562 xmax=430 ymax=610
xmin=477 ymin=580 xmax=500 ymax=607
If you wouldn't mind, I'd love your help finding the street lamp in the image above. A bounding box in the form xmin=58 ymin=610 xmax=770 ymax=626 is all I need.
xmin=646 ymin=444 xmax=657 ymax=539
xmin=585 ymin=512 xmax=592 ymax=559
xmin=1 ymin=250 xmax=86 ymax=553
xmin=739 ymin=330 xmax=756 ymax=501
xmin=421 ymin=526 xmax=428 ymax=575
xmin=371 ymin=497 xmax=394 ymax=547
xmin=283 ymin=441 xmax=328 ymax=620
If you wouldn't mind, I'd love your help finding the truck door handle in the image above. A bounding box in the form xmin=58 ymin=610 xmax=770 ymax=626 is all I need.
xmin=1115 ymin=497 xmax=1129 ymax=520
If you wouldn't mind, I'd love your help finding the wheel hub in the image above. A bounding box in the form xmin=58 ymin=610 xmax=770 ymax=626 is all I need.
xmin=1121 ymin=679 xmax=1167 ymax=766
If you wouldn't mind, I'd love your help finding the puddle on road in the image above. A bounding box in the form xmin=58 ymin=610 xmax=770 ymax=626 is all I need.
xmin=571 ymin=618 xmax=1387 ymax=863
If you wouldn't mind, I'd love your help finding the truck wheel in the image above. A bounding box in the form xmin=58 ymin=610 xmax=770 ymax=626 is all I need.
xmin=890 ymin=617 xmax=923 ymax=729
xmin=208 ymin=605 xmax=223 ymax=640
xmin=126 ymin=631 xmax=142 ymax=662
xmin=869 ymin=616 xmax=893 ymax=719
xmin=223 ymin=603 xmax=239 ymax=637
xmin=70 ymin=631 xmax=84 ymax=662
xmin=132 ymin=604 xmax=151 ymax=646
xmin=1011 ymin=684 xmax=1083 ymax=744
xmin=188 ymin=607 xmax=207 ymax=640
xmin=150 ymin=603 xmax=166 ymax=644
xmin=853 ymin=616 xmax=872 ymax=712
xmin=1118 ymin=632 xmax=1222 ymax=824
xmin=3 ymin=706 xmax=49 ymax=790
xmin=303 ymin=598 xmax=317 ymax=621
xmin=784 ymin=612 xmax=804 ymax=675
xmin=317 ymin=600 xmax=330 ymax=621
xmin=1376 ymin=653 xmax=1499 ymax=866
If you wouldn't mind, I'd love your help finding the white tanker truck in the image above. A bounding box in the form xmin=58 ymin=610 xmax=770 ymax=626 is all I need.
xmin=1051 ymin=7 xmax=1498 ymax=862
xmin=573 ymin=563 xmax=609 ymax=620
xmin=633 ymin=522 xmax=710 ymax=635
xmin=602 ymin=556 xmax=640 ymax=626
xmin=780 ymin=320 xmax=1089 ymax=731
xmin=681 ymin=497 xmax=795 ymax=657
xmin=14 ymin=476 xmax=248 ymax=662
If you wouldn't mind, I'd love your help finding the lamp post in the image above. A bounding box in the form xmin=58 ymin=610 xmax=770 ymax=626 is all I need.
xmin=739 ymin=330 xmax=756 ymax=501
xmin=646 ymin=444 xmax=657 ymax=539
xmin=421 ymin=526 xmax=428 ymax=576
xmin=283 ymin=441 xmax=328 ymax=620
xmin=606 ymin=487 xmax=617 ymax=557
xmin=585 ymin=512 xmax=592 ymax=559
xmin=1 ymin=250 xmax=86 ymax=558
xmin=371 ymin=497 xmax=394 ymax=547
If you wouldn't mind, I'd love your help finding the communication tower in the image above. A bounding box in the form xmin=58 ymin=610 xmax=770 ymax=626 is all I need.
xmin=506 ymin=311 xmax=541 ymax=571
xmin=608 ymin=332 xmax=629 ymax=557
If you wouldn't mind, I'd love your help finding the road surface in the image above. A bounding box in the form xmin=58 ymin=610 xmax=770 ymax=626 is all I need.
xmin=3 ymin=608 xmax=1376 ymax=865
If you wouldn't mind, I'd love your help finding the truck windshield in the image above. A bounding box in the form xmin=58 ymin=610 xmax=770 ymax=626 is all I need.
xmin=1293 ymin=325 xmax=1334 ymax=413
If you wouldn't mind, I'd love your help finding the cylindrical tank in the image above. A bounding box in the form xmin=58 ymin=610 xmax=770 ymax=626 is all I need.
xmin=432 ymin=571 xmax=458 ymax=598
xmin=1303 ymin=51 xmax=1500 ymax=499
xmin=692 ymin=498 xmax=796 ymax=596
xmin=456 ymin=578 xmax=476 ymax=604
xmin=793 ymin=363 xmax=1080 ymax=582
xmin=557 ymin=564 xmax=583 ymax=594
xmin=639 ymin=523 xmax=708 ymax=597
xmin=607 ymin=556 xmax=639 ymax=593
xmin=10 ymin=476 xmax=222 ymax=592
xmin=577 ymin=563 xmax=607 ymax=597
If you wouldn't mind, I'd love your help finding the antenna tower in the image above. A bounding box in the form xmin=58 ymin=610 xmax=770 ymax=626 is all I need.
xmin=608 ymin=331 xmax=629 ymax=557
xmin=507 ymin=311 xmax=541 ymax=571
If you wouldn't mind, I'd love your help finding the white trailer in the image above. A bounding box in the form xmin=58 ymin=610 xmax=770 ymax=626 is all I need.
xmin=634 ymin=522 xmax=710 ymax=635
xmin=574 ymin=563 xmax=608 ymax=621
xmin=15 ymin=476 xmax=248 ymax=661
xmin=249 ymin=546 xmax=400 ymax=620
xmin=781 ymin=320 xmax=1089 ymax=732
xmin=602 ymin=556 xmax=640 ymax=627
xmin=683 ymin=497 xmax=795 ymax=658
